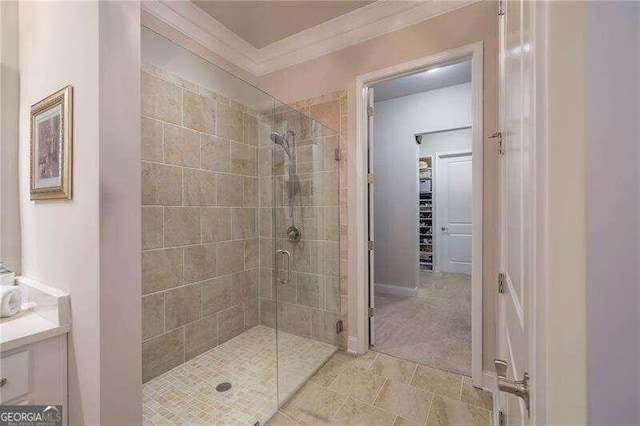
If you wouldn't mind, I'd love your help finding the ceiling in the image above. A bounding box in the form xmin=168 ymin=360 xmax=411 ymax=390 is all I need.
xmin=192 ymin=1 xmax=373 ymax=48
xmin=372 ymin=60 xmax=472 ymax=102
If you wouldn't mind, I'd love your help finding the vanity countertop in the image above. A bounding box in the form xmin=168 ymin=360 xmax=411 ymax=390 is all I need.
xmin=0 ymin=309 xmax=70 ymax=352
xmin=0 ymin=276 xmax=70 ymax=353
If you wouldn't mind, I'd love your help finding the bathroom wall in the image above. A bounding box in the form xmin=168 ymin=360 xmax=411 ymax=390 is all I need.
xmin=18 ymin=2 xmax=142 ymax=423
xmin=257 ymin=91 xmax=347 ymax=348
xmin=373 ymin=83 xmax=472 ymax=290
xmin=0 ymin=0 xmax=21 ymax=274
xmin=141 ymin=63 xmax=266 ymax=382
xmin=255 ymin=0 xmax=498 ymax=369
xmin=585 ymin=3 xmax=640 ymax=424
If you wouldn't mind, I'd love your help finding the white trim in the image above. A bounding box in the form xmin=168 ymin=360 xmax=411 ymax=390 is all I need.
xmin=353 ymin=42 xmax=484 ymax=388
xmin=531 ymin=1 xmax=549 ymax=423
xmin=142 ymin=0 xmax=258 ymax=73
xmin=141 ymin=0 xmax=480 ymax=76
xmin=374 ymin=283 xmax=419 ymax=298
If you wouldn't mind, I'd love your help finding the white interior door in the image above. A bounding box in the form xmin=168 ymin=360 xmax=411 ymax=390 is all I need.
xmin=498 ymin=0 xmax=534 ymax=423
xmin=366 ymin=86 xmax=376 ymax=346
xmin=437 ymin=152 xmax=472 ymax=274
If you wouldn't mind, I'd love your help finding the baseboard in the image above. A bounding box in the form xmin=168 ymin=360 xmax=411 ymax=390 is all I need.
xmin=347 ymin=335 xmax=365 ymax=354
xmin=374 ymin=283 xmax=418 ymax=297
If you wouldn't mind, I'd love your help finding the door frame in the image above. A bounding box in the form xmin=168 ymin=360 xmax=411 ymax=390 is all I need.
xmin=353 ymin=42 xmax=484 ymax=387
xmin=435 ymin=149 xmax=473 ymax=275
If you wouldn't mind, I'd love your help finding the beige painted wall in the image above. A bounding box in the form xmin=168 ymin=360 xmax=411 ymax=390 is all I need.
xmin=256 ymin=0 xmax=499 ymax=371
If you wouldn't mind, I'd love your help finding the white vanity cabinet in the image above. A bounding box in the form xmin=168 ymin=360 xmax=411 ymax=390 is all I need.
xmin=0 ymin=277 xmax=70 ymax=424
xmin=1 ymin=334 xmax=67 ymax=408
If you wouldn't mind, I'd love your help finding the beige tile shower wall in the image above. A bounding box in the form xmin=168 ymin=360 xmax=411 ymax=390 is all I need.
xmin=257 ymin=91 xmax=349 ymax=349
xmin=140 ymin=63 xmax=265 ymax=382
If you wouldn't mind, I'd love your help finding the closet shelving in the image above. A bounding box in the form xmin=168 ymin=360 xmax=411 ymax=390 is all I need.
xmin=419 ymin=156 xmax=433 ymax=272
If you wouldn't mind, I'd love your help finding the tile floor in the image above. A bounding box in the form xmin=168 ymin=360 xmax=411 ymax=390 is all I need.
xmin=374 ymin=272 xmax=472 ymax=376
xmin=273 ymin=350 xmax=492 ymax=426
xmin=143 ymin=325 xmax=337 ymax=425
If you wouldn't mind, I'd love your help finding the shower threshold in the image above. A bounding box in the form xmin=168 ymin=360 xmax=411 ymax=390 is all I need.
xmin=142 ymin=325 xmax=337 ymax=425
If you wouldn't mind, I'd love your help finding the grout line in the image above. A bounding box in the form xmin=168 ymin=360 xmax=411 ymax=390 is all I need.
xmin=162 ymin=292 xmax=166 ymax=335
xmin=408 ymin=363 xmax=419 ymax=386
xmin=328 ymin=394 xmax=350 ymax=422
xmin=458 ymin=376 xmax=464 ymax=400
xmin=371 ymin=378 xmax=387 ymax=407
xmin=181 ymin=326 xmax=185 ymax=362
xmin=423 ymin=393 xmax=434 ymax=426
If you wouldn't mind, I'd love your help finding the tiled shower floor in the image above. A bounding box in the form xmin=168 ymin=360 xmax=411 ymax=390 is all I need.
xmin=142 ymin=325 xmax=337 ymax=425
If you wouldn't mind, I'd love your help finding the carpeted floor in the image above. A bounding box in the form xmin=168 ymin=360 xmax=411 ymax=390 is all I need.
xmin=373 ymin=272 xmax=472 ymax=376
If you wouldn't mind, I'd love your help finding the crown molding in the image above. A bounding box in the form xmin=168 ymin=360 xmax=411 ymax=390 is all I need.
xmin=141 ymin=0 xmax=480 ymax=76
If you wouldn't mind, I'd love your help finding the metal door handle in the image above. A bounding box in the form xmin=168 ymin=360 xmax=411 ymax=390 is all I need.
xmin=494 ymin=359 xmax=530 ymax=412
xmin=276 ymin=249 xmax=291 ymax=284
xmin=441 ymin=226 xmax=448 ymax=231
xmin=0 ymin=378 xmax=6 ymax=387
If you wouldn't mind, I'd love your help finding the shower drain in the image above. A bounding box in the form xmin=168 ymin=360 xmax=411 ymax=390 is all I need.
xmin=215 ymin=382 xmax=232 ymax=392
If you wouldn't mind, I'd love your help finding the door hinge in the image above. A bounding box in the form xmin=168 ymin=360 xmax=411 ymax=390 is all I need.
xmin=368 ymin=307 xmax=375 ymax=318
xmin=490 ymin=132 xmax=504 ymax=155
xmin=368 ymin=240 xmax=374 ymax=251
xmin=335 ymin=148 xmax=342 ymax=161
xmin=367 ymin=173 xmax=374 ymax=184
xmin=336 ymin=320 xmax=344 ymax=334
xmin=367 ymin=106 xmax=374 ymax=117
xmin=498 ymin=272 xmax=505 ymax=293
xmin=498 ymin=0 xmax=505 ymax=16
xmin=498 ymin=411 xmax=506 ymax=426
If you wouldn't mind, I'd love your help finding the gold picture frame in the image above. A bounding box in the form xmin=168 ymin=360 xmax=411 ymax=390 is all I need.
xmin=30 ymin=85 xmax=73 ymax=200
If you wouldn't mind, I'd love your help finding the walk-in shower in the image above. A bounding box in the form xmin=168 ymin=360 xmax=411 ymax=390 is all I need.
xmin=140 ymin=27 xmax=342 ymax=425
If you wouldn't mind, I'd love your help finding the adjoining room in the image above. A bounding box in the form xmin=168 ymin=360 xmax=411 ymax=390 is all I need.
xmin=369 ymin=60 xmax=476 ymax=377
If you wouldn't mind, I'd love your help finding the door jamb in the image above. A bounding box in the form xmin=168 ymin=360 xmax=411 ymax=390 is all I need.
xmin=353 ymin=42 xmax=484 ymax=387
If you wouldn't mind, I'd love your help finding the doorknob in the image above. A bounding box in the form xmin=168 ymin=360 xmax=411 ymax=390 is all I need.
xmin=441 ymin=226 xmax=448 ymax=231
xmin=494 ymin=359 xmax=530 ymax=413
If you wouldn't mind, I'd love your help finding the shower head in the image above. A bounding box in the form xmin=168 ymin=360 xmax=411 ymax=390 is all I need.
xmin=270 ymin=132 xmax=292 ymax=159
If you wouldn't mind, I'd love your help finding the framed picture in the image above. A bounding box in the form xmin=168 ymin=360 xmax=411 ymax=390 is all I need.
xmin=30 ymin=85 xmax=73 ymax=200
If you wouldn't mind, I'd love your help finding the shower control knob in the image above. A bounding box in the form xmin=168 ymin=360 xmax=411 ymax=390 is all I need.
xmin=287 ymin=225 xmax=302 ymax=243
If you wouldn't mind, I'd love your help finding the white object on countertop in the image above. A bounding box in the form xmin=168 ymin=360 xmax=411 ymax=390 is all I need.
xmin=0 ymin=262 xmax=15 ymax=286
xmin=0 ymin=285 xmax=22 ymax=317
xmin=1 ymin=277 xmax=70 ymax=352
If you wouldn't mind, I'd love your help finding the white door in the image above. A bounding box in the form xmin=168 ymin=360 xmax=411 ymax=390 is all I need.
xmin=497 ymin=0 xmax=535 ymax=423
xmin=436 ymin=152 xmax=472 ymax=274
xmin=366 ymin=86 xmax=376 ymax=346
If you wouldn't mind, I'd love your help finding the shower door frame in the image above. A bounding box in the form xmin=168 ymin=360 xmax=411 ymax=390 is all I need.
xmin=353 ymin=42 xmax=485 ymax=388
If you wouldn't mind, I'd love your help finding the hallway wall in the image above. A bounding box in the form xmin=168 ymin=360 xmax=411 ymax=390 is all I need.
xmin=373 ymin=83 xmax=471 ymax=290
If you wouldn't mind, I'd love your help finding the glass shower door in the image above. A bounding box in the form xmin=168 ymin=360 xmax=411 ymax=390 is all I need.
xmin=271 ymin=103 xmax=342 ymax=405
